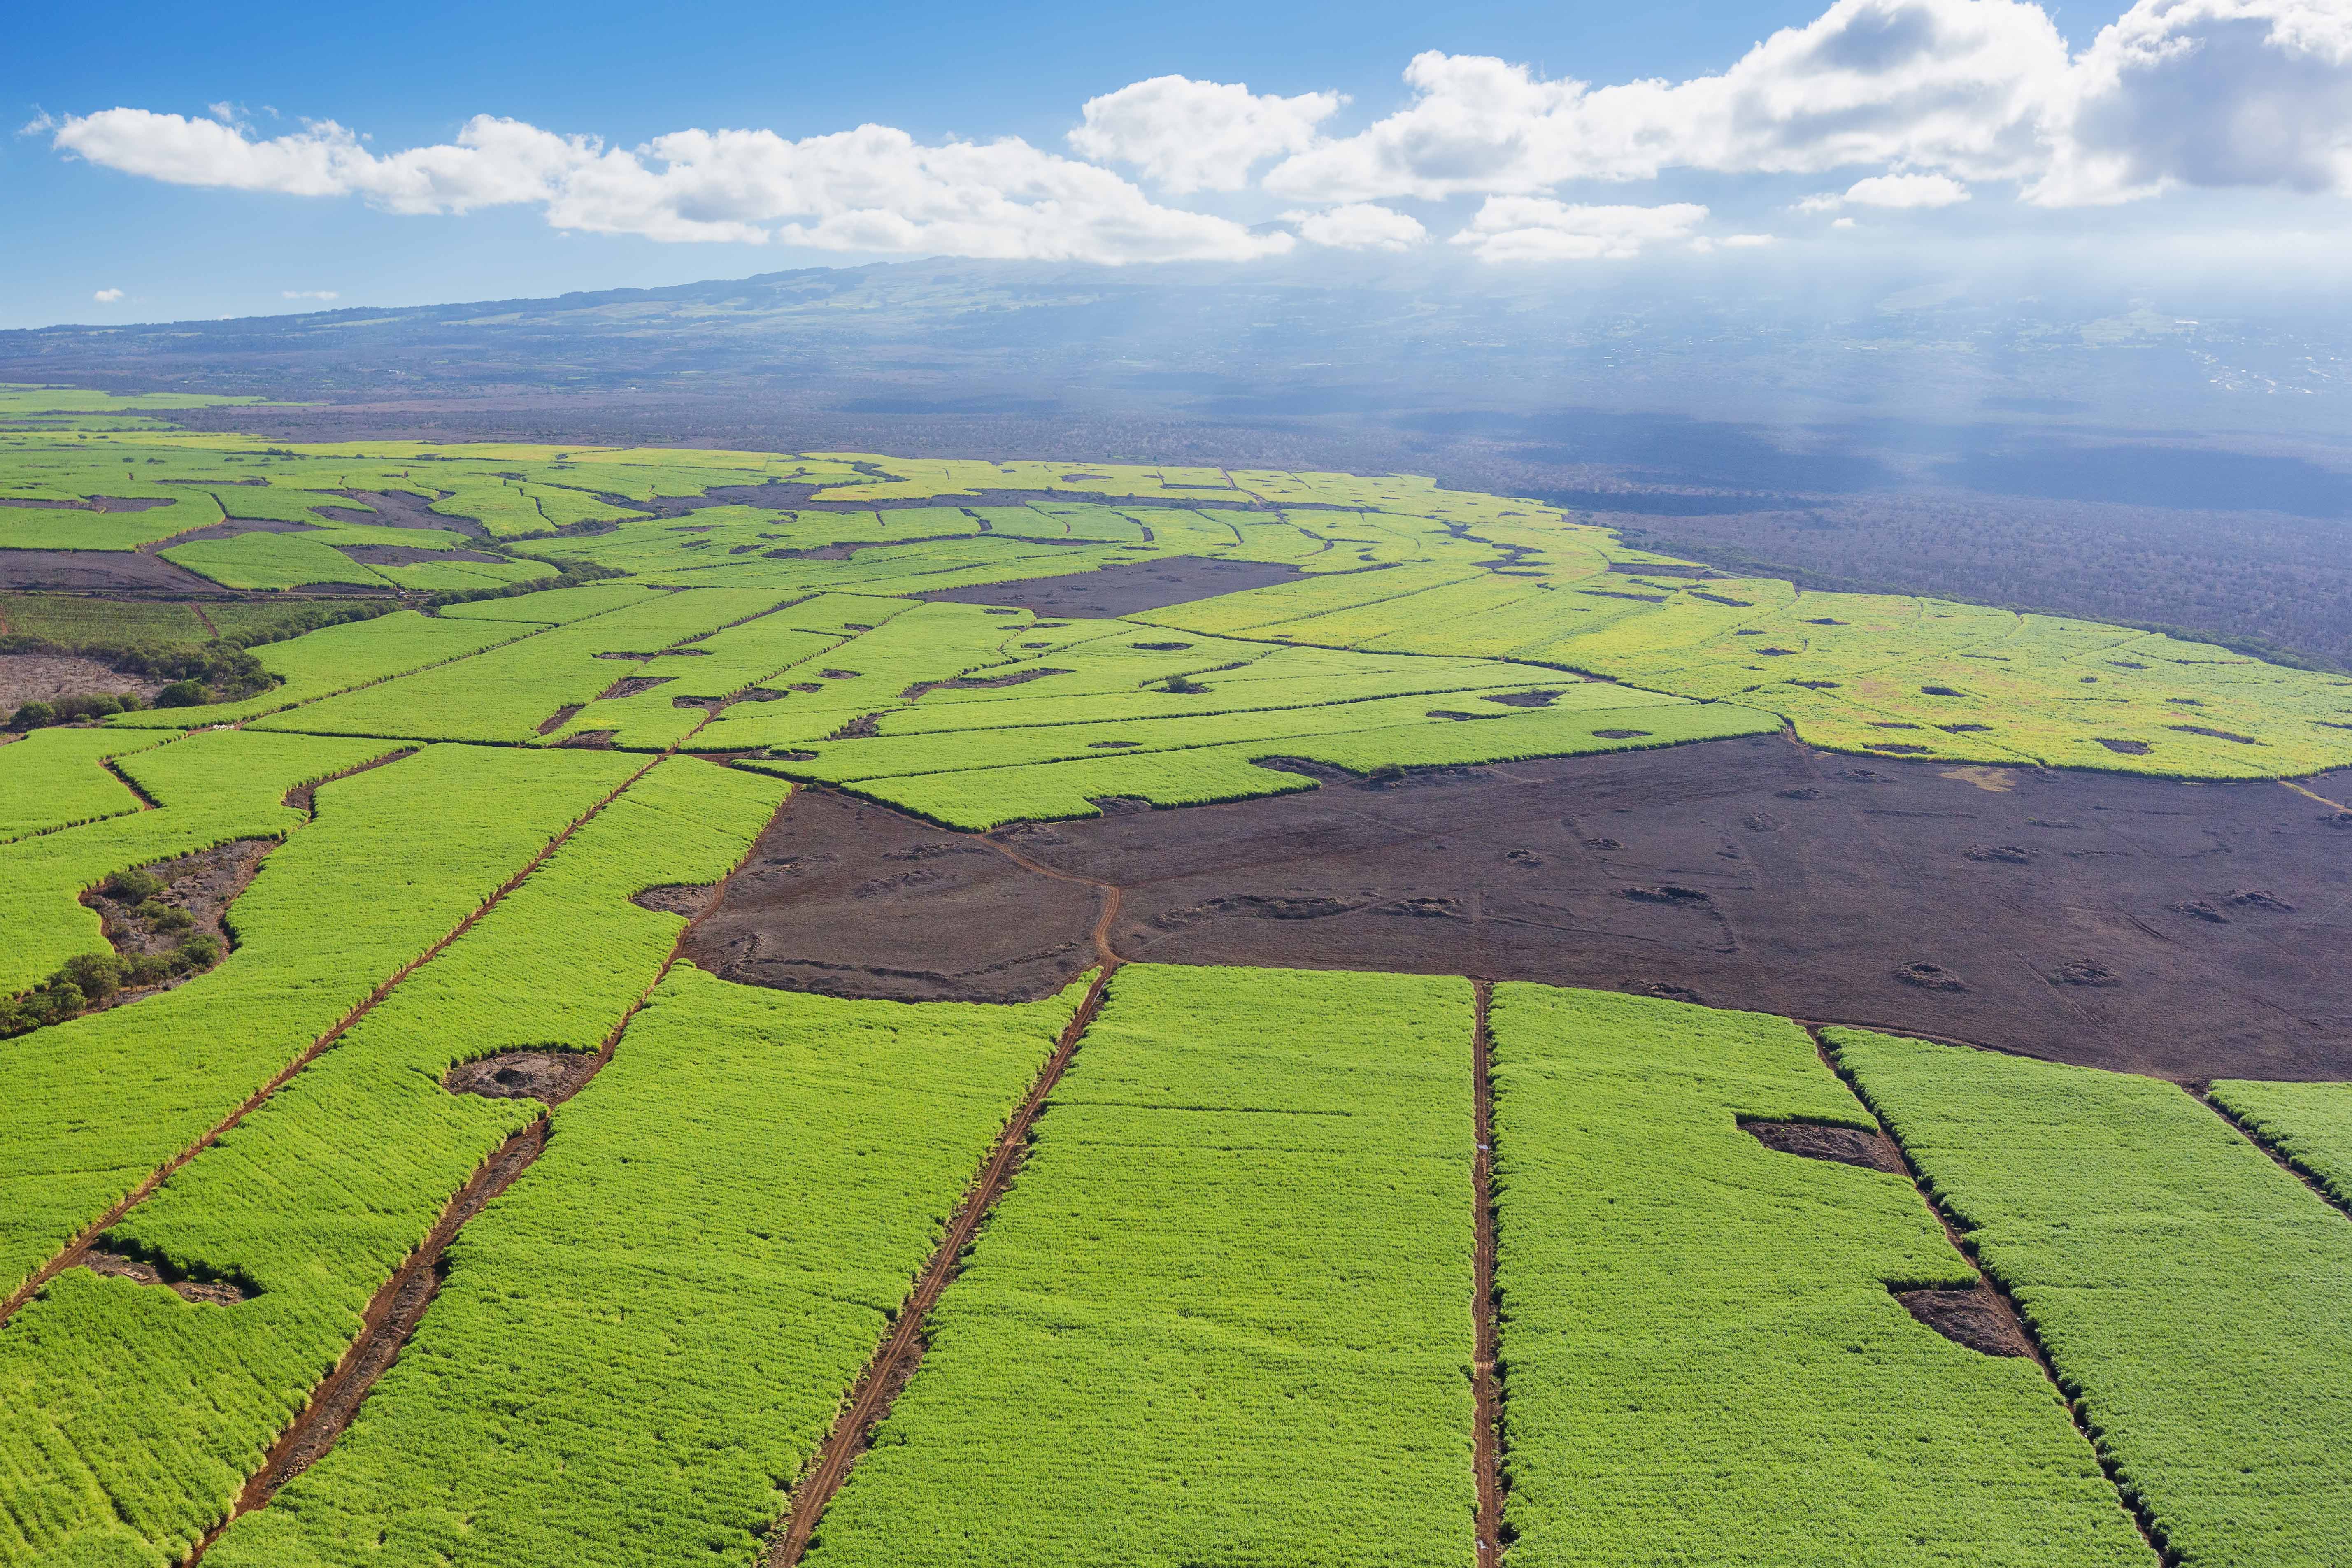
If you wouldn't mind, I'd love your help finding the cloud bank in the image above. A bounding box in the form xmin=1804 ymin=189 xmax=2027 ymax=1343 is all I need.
xmin=42 ymin=0 xmax=2352 ymax=263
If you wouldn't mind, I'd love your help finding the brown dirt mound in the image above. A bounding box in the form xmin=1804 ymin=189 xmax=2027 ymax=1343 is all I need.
xmin=1893 ymin=1283 xmax=2034 ymax=1357
xmin=1740 ymin=1117 xmax=1905 ymax=1174
xmin=444 ymin=1050 xmax=600 ymax=1105
xmin=597 ymin=676 xmax=671 ymax=700
xmin=84 ymin=1248 xmax=251 ymax=1305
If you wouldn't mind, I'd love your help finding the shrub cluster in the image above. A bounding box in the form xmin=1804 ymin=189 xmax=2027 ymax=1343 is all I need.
xmin=0 ymin=934 xmax=221 ymax=1038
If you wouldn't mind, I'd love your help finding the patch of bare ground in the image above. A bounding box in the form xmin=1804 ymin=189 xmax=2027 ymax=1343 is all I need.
xmin=1739 ymin=1117 xmax=1906 ymax=1173
xmin=680 ymin=789 xmax=1100 ymax=1002
xmin=737 ymin=733 xmax=2352 ymax=1079
xmin=0 ymin=551 xmax=280 ymax=593
xmin=82 ymin=1248 xmax=252 ymax=1305
xmin=1891 ymin=1283 xmax=2036 ymax=1357
xmin=318 ymin=490 xmax=488 ymax=538
xmin=0 ymin=496 xmax=177 ymax=512
xmin=767 ymin=967 xmax=1112 ymax=1567
xmin=900 ymin=666 xmax=1069 ymax=700
xmin=597 ymin=675 xmax=671 ymax=700
xmin=536 ymin=703 xmax=583 ymax=735
xmin=631 ymin=882 xmax=721 ymax=919
xmin=0 ymin=653 xmax=168 ymax=710
xmin=443 ymin=1050 xmax=600 ymax=1104
xmin=77 ymin=838 xmax=270 ymax=1006
xmin=913 ymin=554 xmax=1306 ymax=617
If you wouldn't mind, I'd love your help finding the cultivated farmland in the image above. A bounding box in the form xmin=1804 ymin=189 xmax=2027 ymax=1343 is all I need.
xmin=0 ymin=385 xmax=2347 ymax=1566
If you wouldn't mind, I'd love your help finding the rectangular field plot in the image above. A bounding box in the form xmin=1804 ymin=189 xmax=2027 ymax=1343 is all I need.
xmin=2208 ymin=1079 xmax=2352 ymax=1209
xmin=0 ymin=759 xmax=783 ymax=1567
xmin=1834 ymin=1028 xmax=2352 ymax=1567
xmin=203 ymin=968 xmax=1079 ymax=1568
xmin=1491 ymin=989 xmax=2149 ymax=1567
xmin=803 ymin=964 xmax=1478 ymax=1568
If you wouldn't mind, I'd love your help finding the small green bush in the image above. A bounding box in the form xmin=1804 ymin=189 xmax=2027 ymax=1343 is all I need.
xmin=154 ymin=680 xmax=209 ymax=708
xmin=57 ymin=954 xmax=123 ymax=1002
xmin=137 ymin=900 xmax=194 ymax=932
xmin=104 ymin=869 xmax=165 ymax=902
xmin=9 ymin=701 xmax=54 ymax=730
xmin=175 ymin=934 xmax=221 ymax=970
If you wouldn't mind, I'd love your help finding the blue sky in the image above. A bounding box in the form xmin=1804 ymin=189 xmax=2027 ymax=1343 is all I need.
xmin=4 ymin=0 xmax=2347 ymax=328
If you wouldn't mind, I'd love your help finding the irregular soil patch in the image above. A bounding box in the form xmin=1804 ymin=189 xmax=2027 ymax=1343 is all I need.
xmin=83 ymin=1248 xmax=251 ymax=1305
xmin=1740 ymin=1117 xmax=1906 ymax=1173
xmin=0 ymin=654 xmax=169 ymax=711
xmin=443 ymin=1050 xmax=600 ymax=1105
xmin=1892 ymin=1282 xmax=2035 ymax=1357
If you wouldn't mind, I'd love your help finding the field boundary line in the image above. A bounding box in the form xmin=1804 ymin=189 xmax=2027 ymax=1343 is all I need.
xmin=1470 ymin=979 xmax=1507 ymax=1568
xmin=1810 ymin=1025 xmax=2177 ymax=1566
xmin=186 ymin=765 xmax=783 ymax=1558
xmin=0 ymin=745 xmax=665 ymax=1329
xmin=2189 ymin=1086 xmax=2352 ymax=1224
xmin=766 ymin=961 xmax=1117 ymax=1567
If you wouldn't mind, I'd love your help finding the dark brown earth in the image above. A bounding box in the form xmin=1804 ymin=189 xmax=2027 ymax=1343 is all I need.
xmin=1893 ymin=1283 xmax=2036 ymax=1357
xmin=705 ymin=734 xmax=2352 ymax=1078
xmin=914 ymin=554 xmax=1304 ymax=617
xmin=0 ymin=653 xmax=168 ymax=710
xmin=1740 ymin=1117 xmax=1907 ymax=1173
xmin=0 ymin=496 xmax=177 ymax=513
xmin=631 ymin=882 xmax=721 ymax=919
xmin=81 ymin=838 xmax=273 ymax=1007
xmin=318 ymin=489 xmax=489 ymax=538
xmin=443 ymin=1050 xmax=600 ymax=1104
xmin=678 ymin=789 xmax=1100 ymax=1002
xmin=0 ymin=550 xmax=224 ymax=593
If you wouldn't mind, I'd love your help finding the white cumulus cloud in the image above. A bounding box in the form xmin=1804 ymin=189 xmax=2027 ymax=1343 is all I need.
xmin=2032 ymin=0 xmax=2352 ymax=203
xmin=1450 ymin=198 xmax=1710 ymax=261
xmin=1799 ymin=171 xmax=1974 ymax=209
xmin=92 ymin=288 xmax=123 ymax=302
xmin=47 ymin=109 xmax=1293 ymax=264
xmin=1285 ymin=202 xmax=1428 ymax=249
xmin=1069 ymin=76 xmax=1343 ymax=193
xmin=281 ymin=289 xmax=339 ymax=300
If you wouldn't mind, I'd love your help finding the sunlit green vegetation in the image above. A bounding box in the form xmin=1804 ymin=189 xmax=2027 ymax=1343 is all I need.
xmin=0 ymin=758 xmax=782 ymax=1566
xmin=0 ymin=727 xmax=168 ymax=843
xmin=0 ymin=742 xmax=640 ymax=1300
xmin=807 ymin=965 xmax=1477 ymax=1568
xmin=1834 ymin=1028 xmax=2352 ymax=1566
xmin=202 ymin=966 xmax=1079 ymax=1568
xmin=2207 ymin=1080 xmax=2352 ymax=1209
xmin=1492 ymin=989 xmax=2148 ymax=1566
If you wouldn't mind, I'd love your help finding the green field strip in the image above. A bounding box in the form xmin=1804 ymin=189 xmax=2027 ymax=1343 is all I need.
xmin=2206 ymin=1082 xmax=2352 ymax=1210
xmin=0 ymin=758 xmax=785 ymax=1566
xmin=1130 ymin=561 xmax=1489 ymax=637
xmin=801 ymin=964 xmax=1477 ymax=1568
xmin=0 ymin=496 xmax=221 ymax=551
xmin=106 ymin=610 xmax=553 ymax=730
xmin=0 ymin=730 xmax=403 ymax=996
xmin=537 ymin=613 xmax=849 ymax=749
xmin=253 ymin=589 xmax=791 ymax=744
xmin=162 ymin=531 xmax=396 ymax=591
xmin=431 ymin=581 xmax=658 ymax=624
xmin=0 ymin=728 xmax=174 ymax=843
xmin=1489 ymin=989 xmax=2150 ymax=1567
xmin=0 ymin=744 xmax=642 ymax=1307
xmin=1833 ymin=1029 xmax=2352 ymax=1566
xmin=196 ymin=967 xmax=1082 ymax=1568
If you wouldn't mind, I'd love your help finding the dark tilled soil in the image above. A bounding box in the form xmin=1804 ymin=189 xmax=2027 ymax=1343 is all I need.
xmin=679 ymin=790 xmax=1100 ymax=1002
xmin=1740 ymin=1117 xmax=1906 ymax=1173
xmin=0 ymin=654 xmax=169 ymax=710
xmin=80 ymin=839 xmax=272 ymax=1008
xmin=631 ymin=882 xmax=721 ymax=919
xmin=914 ymin=554 xmax=1305 ymax=617
xmin=1894 ymin=1283 xmax=2035 ymax=1357
xmin=735 ymin=735 xmax=2352 ymax=1079
xmin=318 ymin=489 xmax=489 ymax=538
xmin=444 ymin=1050 xmax=600 ymax=1105
xmin=0 ymin=496 xmax=176 ymax=513
xmin=0 ymin=550 xmax=224 ymax=593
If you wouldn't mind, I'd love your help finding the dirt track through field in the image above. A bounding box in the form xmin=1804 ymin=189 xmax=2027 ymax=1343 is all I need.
xmin=767 ymin=963 xmax=1116 ymax=1567
xmin=0 ymin=744 xmax=664 ymax=1330
xmin=1816 ymin=1027 xmax=2174 ymax=1562
xmin=1470 ymin=981 xmax=1506 ymax=1568
xmin=185 ymin=758 xmax=775 ymax=1558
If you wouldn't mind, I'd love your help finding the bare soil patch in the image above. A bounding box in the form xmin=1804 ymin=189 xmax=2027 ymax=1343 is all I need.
xmin=632 ymin=882 xmax=721 ymax=919
xmin=83 ymin=1248 xmax=251 ymax=1305
xmin=736 ymin=734 xmax=2352 ymax=1078
xmin=443 ymin=1050 xmax=600 ymax=1105
xmin=0 ymin=550 xmax=224 ymax=593
xmin=1893 ymin=1282 xmax=2035 ymax=1358
xmin=679 ymin=789 xmax=1099 ymax=1003
xmin=319 ymin=489 xmax=489 ymax=538
xmin=0 ymin=654 xmax=168 ymax=710
xmin=913 ymin=554 xmax=1305 ymax=617
xmin=0 ymin=496 xmax=176 ymax=513
xmin=1740 ymin=1117 xmax=1906 ymax=1173
xmin=79 ymin=837 xmax=272 ymax=1007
